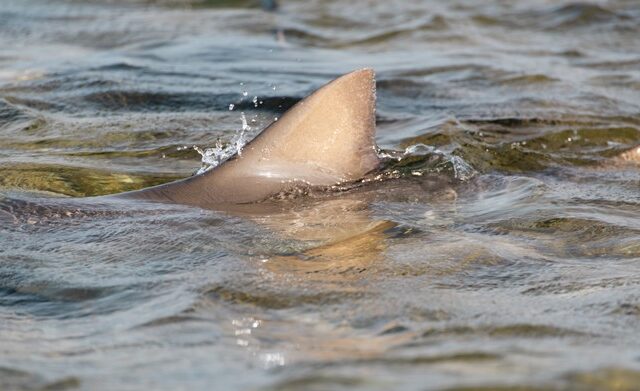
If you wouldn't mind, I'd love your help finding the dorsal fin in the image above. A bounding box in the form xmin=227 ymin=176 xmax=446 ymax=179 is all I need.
xmin=230 ymin=68 xmax=380 ymax=183
xmin=125 ymin=69 xmax=380 ymax=207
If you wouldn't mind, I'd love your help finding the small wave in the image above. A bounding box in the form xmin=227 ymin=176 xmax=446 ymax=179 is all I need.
xmin=473 ymin=2 xmax=629 ymax=31
xmin=68 ymin=88 xmax=298 ymax=114
xmin=80 ymin=90 xmax=216 ymax=112
xmin=0 ymin=163 xmax=180 ymax=197
xmin=438 ymin=116 xmax=640 ymax=173
xmin=547 ymin=3 xmax=625 ymax=29
xmin=498 ymin=74 xmax=559 ymax=86
xmin=200 ymin=283 xmax=360 ymax=309
xmin=0 ymin=367 xmax=79 ymax=391
xmin=279 ymin=13 xmax=452 ymax=48
xmin=0 ymin=98 xmax=34 ymax=129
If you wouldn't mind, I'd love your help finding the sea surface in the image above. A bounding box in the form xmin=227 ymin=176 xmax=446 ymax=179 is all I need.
xmin=1 ymin=0 xmax=639 ymax=390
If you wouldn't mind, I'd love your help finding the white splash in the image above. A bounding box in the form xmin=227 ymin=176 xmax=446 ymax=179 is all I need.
xmin=260 ymin=352 xmax=286 ymax=368
xmin=448 ymin=154 xmax=475 ymax=181
xmin=379 ymin=143 xmax=476 ymax=181
xmin=192 ymin=112 xmax=251 ymax=175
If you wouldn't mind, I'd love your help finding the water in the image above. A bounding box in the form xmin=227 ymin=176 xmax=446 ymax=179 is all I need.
xmin=1 ymin=0 xmax=639 ymax=390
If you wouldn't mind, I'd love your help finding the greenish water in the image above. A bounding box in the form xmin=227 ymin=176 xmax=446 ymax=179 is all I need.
xmin=0 ymin=0 xmax=639 ymax=390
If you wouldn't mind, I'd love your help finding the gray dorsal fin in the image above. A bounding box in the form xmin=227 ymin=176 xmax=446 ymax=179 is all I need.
xmin=126 ymin=69 xmax=380 ymax=207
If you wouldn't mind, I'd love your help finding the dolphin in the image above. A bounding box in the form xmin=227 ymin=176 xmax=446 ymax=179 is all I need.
xmin=117 ymin=69 xmax=380 ymax=209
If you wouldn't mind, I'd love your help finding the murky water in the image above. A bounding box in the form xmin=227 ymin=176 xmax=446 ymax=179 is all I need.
xmin=1 ymin=0 xmax=640 ymax=390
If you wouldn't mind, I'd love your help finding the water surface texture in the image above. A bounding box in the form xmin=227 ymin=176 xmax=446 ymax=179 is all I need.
xmin=1 ymin=0 xmax=640 ymax=390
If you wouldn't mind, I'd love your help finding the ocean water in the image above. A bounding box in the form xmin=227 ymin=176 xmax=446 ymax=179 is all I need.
xmin=1 ymin=0 xmax=639 ymax=390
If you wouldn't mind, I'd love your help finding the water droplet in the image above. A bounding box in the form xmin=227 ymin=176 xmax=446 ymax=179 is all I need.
xmin=236 ymin=339 xmax=249 ymax=347
xmin=261 ymin=352 xmax=285 ymax=368
xmin=241 ymin=112 xmax=250 ymax=131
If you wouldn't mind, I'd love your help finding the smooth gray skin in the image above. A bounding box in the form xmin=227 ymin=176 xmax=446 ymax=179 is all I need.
xmin=117 ymin=69 xmax=380 ymax=209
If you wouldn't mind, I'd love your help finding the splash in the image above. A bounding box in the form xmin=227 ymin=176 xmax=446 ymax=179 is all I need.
xmin=192 ymin=113 xmax=251 ymax=175
xmin=448 ymin=154 xmax=475 ymax=181
xmin=379 ymin=143 xmax=476 ymax=181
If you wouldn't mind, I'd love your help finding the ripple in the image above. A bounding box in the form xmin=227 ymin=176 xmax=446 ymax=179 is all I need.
xmin=417 ymin=323 xmax=586 ymax=340
xmin=0 ymin=163 xmax=178 ymax=196
xmin=473 ymin=2 xmax=631 ymax=31
xmin=446 ymin=368 xmax=640 ymax=391
xmin=199 ymin=283 xmax=365 ymax=310
xmin=0 ymin=367 xmax=79 ymax=391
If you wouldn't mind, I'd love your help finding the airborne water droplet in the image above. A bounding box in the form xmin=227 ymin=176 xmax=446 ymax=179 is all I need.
xmin=241 ymin=112 xmax=249 ymax=131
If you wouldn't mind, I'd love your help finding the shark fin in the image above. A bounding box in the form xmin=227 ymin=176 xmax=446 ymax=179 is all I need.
xmin=233 ymin=68 xmax=380 ymax=184
xmin=125 ymin=69 xmax=380 ymax=206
